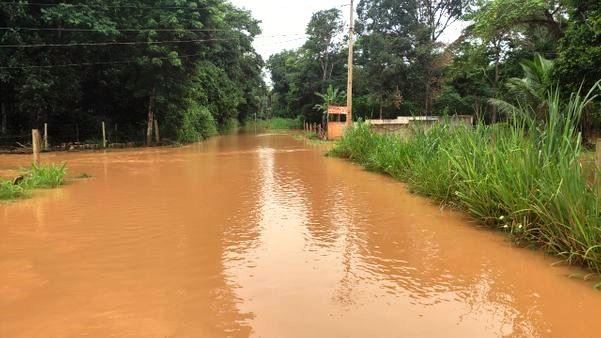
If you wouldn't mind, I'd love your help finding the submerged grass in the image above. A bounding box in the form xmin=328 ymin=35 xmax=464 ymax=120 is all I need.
xmin=21 ymin=163 xmax=67 ymax=189
xmin=0 ymin=163 xmax=67 ymax=201
xmin=0 ymin=180 xmax=27 ymax=200
xmin=331 ymin=88 xmax=601 ymax=275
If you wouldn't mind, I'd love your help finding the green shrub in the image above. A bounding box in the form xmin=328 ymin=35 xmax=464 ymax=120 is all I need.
xmin=175 ymin=102 xmax=218 ymax=143
xmin=219 ymin=118 xmax=240 ymax=134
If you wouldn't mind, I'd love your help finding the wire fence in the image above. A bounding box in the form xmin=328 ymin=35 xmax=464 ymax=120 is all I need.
xmin=0 ymin=121 xmax=149 ymax=153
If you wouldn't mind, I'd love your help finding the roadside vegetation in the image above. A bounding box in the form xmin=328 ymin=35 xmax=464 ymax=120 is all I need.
xmin=331 ymin=87 xmax=601 ymax=276
xmin=246 ymin=117 xmax=303 ymax=131
xmin=268 ymin=0 xmax=599 ymax=137
xmin=0 ymin=163 xmax=67 ymax=201
xmin=0 ymin=1 xmax=266 ymax=146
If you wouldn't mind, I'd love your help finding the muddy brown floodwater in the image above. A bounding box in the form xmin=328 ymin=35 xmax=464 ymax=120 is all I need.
xmin=1 ymin=133 xmax=601 ymax=338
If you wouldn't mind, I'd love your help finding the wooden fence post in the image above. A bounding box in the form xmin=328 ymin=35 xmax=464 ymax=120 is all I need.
xmin=32 ymin=129 xmax=40 ymax=164
xmin=154 ymin=119 xmax=160 ymax=144
xmin=43 ymin=123 xmax=48 ymax=151
xmin=101 ymin=121 xmax=107 ymax=148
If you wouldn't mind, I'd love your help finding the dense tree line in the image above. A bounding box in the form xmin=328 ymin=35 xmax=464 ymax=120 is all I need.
xmin=0 ymin=0 xmax=266 ymax=144
xmin=267 ymin=0 xmax=599 ymax=132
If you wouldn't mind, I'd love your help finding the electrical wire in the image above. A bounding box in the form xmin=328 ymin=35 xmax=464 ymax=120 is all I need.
xmin=0 ymin=27 xmax=246 ymax=32
xmin=0 ymin=1 xmax=213 ymax=10
xmin=0 ymin=33 xmax=306 ymax=48
xmin=0 ymin=36 xmax=306 ymax=69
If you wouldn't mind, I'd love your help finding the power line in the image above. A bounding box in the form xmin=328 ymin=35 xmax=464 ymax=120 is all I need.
xmin=0 ymin=1 xmax=212 ymax=10
xmin=0 ymin=27 xmax=242 ymax=32
xmin=0 ymin=1 xmax=352 ymax=10
xmin=0 ymin=33 xmax=306 ymax=48
xmin=0 ymin=36 xmax=306 ymax=69
xmin=0 ymin=37 xmax=232 ymax=48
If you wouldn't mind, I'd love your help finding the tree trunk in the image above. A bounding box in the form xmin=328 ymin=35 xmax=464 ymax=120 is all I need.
xmin=492 ymin=57 xmax=500 ymax=124
xmin=1 ymin=101 xmax=6 ymax=134
xmin=146 ymin=87 xmax=156 ymax=146
xmin=425 ymin=80 xmax=430 ymax=116
xmin=424 ymin=66 xmax=432 ymax=116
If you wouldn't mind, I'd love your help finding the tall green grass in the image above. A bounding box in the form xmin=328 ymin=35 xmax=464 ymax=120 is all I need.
xmin=0 ymin=180 xmax=27 ymax=200
xmin=331 ymin=88 xmax=601 ymax=274
xmin=0 ymin=163 xmax=67 ymax=201
xmin=21 ymin=163 xmax=67 ymax=189
xmin=247 ymin=117 xmax=303 ymax=130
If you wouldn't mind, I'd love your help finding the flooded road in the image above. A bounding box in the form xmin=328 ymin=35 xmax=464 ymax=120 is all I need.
xmin=1 ymin=133 xmax=601 ymax=337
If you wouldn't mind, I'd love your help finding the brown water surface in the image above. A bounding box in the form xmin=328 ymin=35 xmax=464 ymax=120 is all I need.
xmin=1 ymin=133 xmax=601 ymax=337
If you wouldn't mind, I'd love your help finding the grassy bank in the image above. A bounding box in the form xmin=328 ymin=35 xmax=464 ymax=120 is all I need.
xmin=331 ymin=91 xmax=601 ymax=276
xmin=0 ymin=163 xmax=67 ymax=201
xmin=246 ymin=117 xmax=303 ymax=130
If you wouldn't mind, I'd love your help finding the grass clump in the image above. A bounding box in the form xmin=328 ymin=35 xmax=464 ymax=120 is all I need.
xmin=0 ymin=163 xmax=67 ymax=201
xmin=0 ymin=180 xmax=27 ymax=200
xmin=331 ymin=87 xmax=601 ymax=274
xmin=247 ymin=117 xmax=303 ymax=130
xmin=21 ymin=163 xmax=67 ymax=189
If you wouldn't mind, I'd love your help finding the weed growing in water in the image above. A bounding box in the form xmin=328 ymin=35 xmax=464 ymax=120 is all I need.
xmin=21 ymin=163 xmax=67 ymax=189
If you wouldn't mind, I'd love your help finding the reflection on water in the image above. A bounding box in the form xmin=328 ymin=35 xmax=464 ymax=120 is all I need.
xmin=1 ymin=133 xmax=601 ymax=337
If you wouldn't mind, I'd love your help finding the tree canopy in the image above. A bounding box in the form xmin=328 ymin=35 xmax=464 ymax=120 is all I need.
xmin=267 ymin=0 xmax=599 ymax=133
xmin=0 ymin=0 xmax=266 ymax=144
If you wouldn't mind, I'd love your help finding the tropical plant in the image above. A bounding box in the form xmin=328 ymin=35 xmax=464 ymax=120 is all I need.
xmin=314 ymin=85 xmax=346 ymax=113
xmin=489 ymin=54 xmax=555 ymax=118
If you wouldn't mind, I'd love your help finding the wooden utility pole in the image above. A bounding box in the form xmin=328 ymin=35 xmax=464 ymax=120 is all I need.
xmin=101 ymin=121 xmax=107 ymax=148
xmin=146 ymin=87 xmax=156 ymax=146
xmin=32 ymin=129 xmax=41 ymax=164
xmin=346 ymin=0 xmax=355 ymax=126
xmin=43 ymin=123 xmax=48 ymax=150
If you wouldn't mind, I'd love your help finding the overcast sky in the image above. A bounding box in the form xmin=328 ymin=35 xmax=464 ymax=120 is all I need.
xmin=230 ymin=0 xmax=466 ymax=62
xmin=229 ymin=0 xmax=354 ymax=61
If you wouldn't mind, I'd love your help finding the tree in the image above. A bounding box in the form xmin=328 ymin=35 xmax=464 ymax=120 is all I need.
xmin=356 ymin=0 xmax=471 ymax=115
xmin=305 ymin=9 xmax=344 ymax=87
xmin=0 ymin=0 xmax=266 ymax=144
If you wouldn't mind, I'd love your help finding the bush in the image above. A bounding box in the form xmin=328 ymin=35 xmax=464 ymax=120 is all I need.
xmin=170 ymin=102 xmax=218 ymax=143
xmin=219 ymin=118 xmax=240 ymax=134
xmin=331 ymin=88 xmax=601 ymax=274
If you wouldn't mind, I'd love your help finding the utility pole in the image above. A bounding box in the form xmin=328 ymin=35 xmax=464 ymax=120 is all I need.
xmin=346 ymin=0 xmax=355 ymax=126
